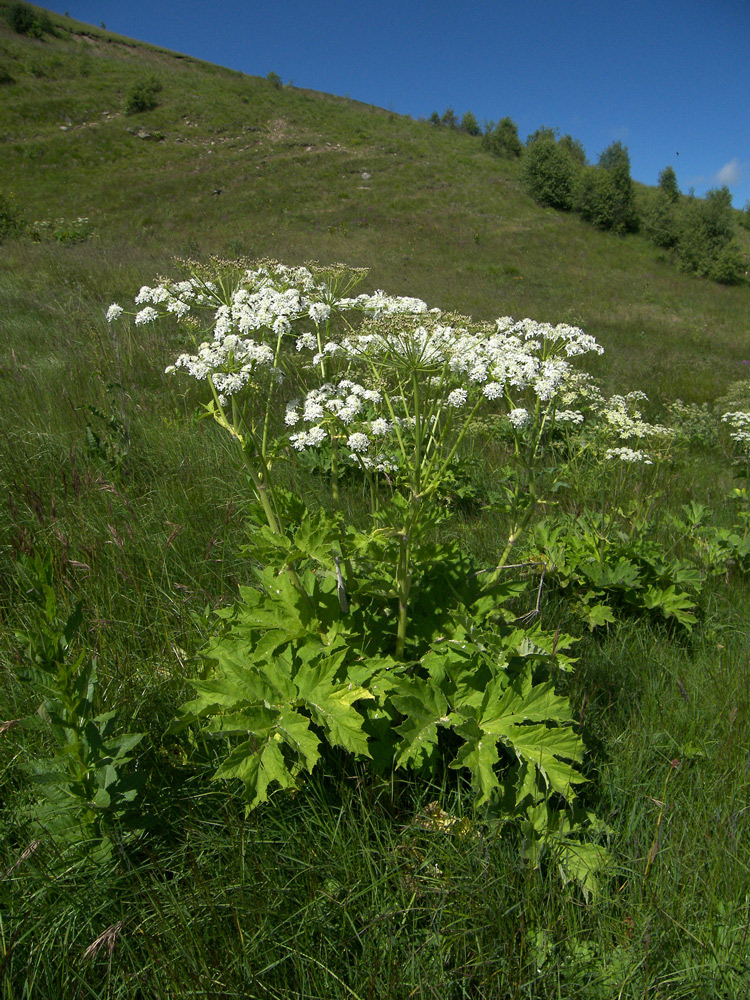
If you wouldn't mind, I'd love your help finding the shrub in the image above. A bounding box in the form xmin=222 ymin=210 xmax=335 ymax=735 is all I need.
xmin=461 ymin=110 xmax=480 ymax=136
xmin=675 ymin=186 xmax=743 ymax=283
xmin=482 ymin=116 xmax=523 ymax=158
xmin=643 ymin=192 xmax=679 ymax=248
xmin=559 ymin=134 xmax=587 ymax=166
xmin=739 ymin=200 xmax=750 ymax=231
xmin=125 ymin=75 xmax=162 ymax=115
xmin=522 ymin=135 xmax=576 ymax=210
xmin=658 ymin=165 xmax=680 ymax=202
xmin=574 ymin=166 xmax=616 ymax=230
xmin=266 ymin=70 xmax=282 ymax=89
xmin=440 ymin=106 xmax=458 ymax=129
xmin=708 ymin=240 xmax=744 ymax=284
xmin=595 ymin=141 xmax=639 ymax=233
xmin=5 ymin=1 xmax=53 ymax=36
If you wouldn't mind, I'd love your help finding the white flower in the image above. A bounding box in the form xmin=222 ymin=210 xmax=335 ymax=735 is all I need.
xmin=556 ymin=409 xmax=584 ymax=425
xmin=347 ymin=432 xmax=370 ymax=453
xmin=722 ymin=411 xmax=750 ymax=445
xmin=134 ymin=306 xmax=159 ymax=326
xmin=447 ymin=388 xmax=468 ymax=408
xmin=106 ymin=303 xmax=123 ymax=323
xmin=482 ymin=383 xmax=505 ymax=400
xmin=370 ymin=418 xmax=391 ymax=436
xmin=309 ymin=302 xmax=331 ymax=324
xmin=290 ymin=427 xmax=328 ymax=450
xmin=508 ymin=408 xmax=530 ymax=429
xmin=605 ymin=447 xmax=653 ymax=464
xmin=296 ymin=332 xmax=317 ymax=351
xmin=303 ymin=400 xmax=325 ymax=422
xmin=166 ymin=298 xmax=191 ymax=318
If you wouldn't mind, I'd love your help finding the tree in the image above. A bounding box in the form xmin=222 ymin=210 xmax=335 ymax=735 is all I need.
xmin=559 ymin=134 xmax=587 ymax=166
xmin=461 ymin=110 xmax=481 ymax=136
xmin=522 ymin=135 xmax=576 ymax=210
xmin=594 ymin=141 xmax=638 ymax=233
xmin=675 ymin=186 xmax=743 ymax=283
xmin=482 ymin=116 xmax=522 ymax=158
xmin=441 ymin=107 xmax=458 ymax=129
xmin=428 ymin=111 xmax=441 ymax=126
xmin=526 ymin=125 xmax=558 ymax=146
xmin=574 ymin=167 xmax=618 ymax=231
xmin=658 ymin=165 xmax=680 ymax=202
xmin=643 ymin=192 xmax=678 ymax=248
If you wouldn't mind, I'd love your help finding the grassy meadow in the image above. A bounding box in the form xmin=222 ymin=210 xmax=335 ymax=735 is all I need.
xmin=2 ymin=5 xmax=750 ymax=998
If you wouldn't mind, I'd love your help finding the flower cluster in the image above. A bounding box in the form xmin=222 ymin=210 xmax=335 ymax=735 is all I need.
xmin=605 ymin=447 xmax=654 ymax=465
xmin=722 ymin=411 xmax=750 ymax=448
xmin=165 ymin=335 xmax=278 ymax=405
xmin=599 ymin=393 xmax=673 ymax=441
xmin=287 ymin=380 xmax=386 ymax=459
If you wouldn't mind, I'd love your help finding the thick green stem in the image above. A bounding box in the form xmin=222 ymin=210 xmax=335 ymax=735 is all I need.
xmin=330 ymin=436 xmax=340 ymax=508
xmin=395 ymin=528 xmax=411 ymax=660
xmin=487 ymin=495 xmax=538 ymax=584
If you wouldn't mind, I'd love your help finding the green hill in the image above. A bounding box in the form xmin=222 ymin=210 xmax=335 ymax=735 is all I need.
xmin=1 ymin=3 xmax=749 ymax=403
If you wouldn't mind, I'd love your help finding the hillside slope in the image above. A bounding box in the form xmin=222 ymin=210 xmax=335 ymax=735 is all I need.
xmin=1 ymin=4 xmax=749 ymax=401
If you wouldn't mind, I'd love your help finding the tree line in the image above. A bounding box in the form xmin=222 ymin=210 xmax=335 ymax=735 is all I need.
xmin=428 ymin=109 xmax=746 ymax=284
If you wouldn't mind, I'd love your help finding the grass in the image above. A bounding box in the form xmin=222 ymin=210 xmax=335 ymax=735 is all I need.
xmin=2 ymin=5 xmax=750 ymax=998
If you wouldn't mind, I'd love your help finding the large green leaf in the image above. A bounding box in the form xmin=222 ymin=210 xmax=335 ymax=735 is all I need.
xmin=276 ymin=708 xmax=321 ymax=771
xmin=392 ymin=678 xmax=449 ymax=768
xmin=502 ymin=724 xmax=585 ymax=799
xmin=450 ymin=717 xmax=501 ymax=804
xmin=295 ymin=657 xmax=373 ymax=757
xmin=214 ymin=737 xmax=297 ymax=809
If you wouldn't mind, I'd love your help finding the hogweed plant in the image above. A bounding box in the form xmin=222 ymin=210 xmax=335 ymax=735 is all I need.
xmin=105 ymin=257 xmax=677 ymax=888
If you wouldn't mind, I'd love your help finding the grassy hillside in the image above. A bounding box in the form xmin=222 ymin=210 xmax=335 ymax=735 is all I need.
xmin=1 ymin=4 xmax=749 ymax=403
xmin=3 ymin=7 xmax=750 ymax=1000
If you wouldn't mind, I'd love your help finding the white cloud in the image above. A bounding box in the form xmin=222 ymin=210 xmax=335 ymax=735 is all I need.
xmin=715 ymin=158 xmax=742 ymax=185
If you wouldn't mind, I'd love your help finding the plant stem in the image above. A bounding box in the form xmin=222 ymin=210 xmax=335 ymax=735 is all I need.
xmin=487 ymin=494 xmax=538 ymax=584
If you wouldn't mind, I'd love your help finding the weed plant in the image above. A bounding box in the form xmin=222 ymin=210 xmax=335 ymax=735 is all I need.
xmin=1 ymin=7 xmax=750 ymax=998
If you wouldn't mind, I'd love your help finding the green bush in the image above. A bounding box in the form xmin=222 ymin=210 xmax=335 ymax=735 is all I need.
xmin=739 ymin=200 xmax=750 ymax=231
xmin=266 ymin=70 xmax=282 ymax=89
xmin=658 ymin=165 xmax=680 ymax=202
xmin=28 ymin=215 xmax=93 ymax=244
xmin=482 ymin=116 xmax=523 ymax=158
xmin=573 ymin=144 xmax=639 ymax=235
xmin=521 ymin=135 xmax=577 ymax=210
xmin=675 ymin=186 xmax=743 ymax=283
xmin=125 ymin=74 xmax=163 ymax=115
xmin=559 ymin=133 xmax=587 ymax=166
xmin=643 ymin=192 xmax=679 ymax=248
xmin=5 ymin=1 xmax=53 ymax=37
xmin=440 ymin=106 xmax=458 ymax=129
xmin=461 ymin=110 xmax=481 ymax=136
xmin=574 ymin=166 xmax=615 ymax=230
xmin=594 ymin=141 xmax=639 ymax=234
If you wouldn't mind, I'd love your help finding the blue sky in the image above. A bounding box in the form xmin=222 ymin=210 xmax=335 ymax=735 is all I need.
xmin=44 ymin=0 xmax=750 ymax=207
